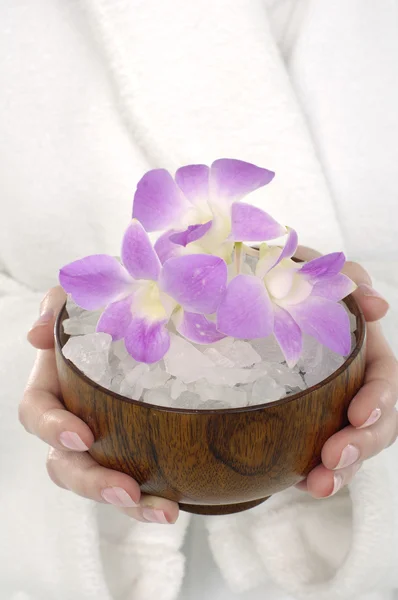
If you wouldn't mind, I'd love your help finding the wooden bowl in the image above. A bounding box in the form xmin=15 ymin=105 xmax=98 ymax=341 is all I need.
xmin=55 ymin=295 xmax=366 ymax=515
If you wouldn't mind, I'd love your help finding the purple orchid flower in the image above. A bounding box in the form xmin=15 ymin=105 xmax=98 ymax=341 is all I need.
xmin=59 ymin=220 xmax=227 ymax=363
xmin=132 ymin=158 xmax=286 ymax=263
xmin=216 ymin=229 xmax=356 ymax=367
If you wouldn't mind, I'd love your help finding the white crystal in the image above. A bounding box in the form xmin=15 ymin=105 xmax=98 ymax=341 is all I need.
xmin=164 ymin=334 xmax=214 ymax=383
xmin=171 ymin=391 xmax=201 ymax=409
xmin=222 ymin=340 xmax=261 ymax=367
xmin=200 ymin=399 xmax=231 ymax=409
xmin=144 ymin=389 xmax=172 ymax=407
xmin=141 ymin=366 xmax=171 ymax=389
xmin=170 ymin=379 xmax=188 ymax=400
xmin=63 ymin=333 xmax=112 ymax=384
xmin=125 ymin=363 xmax=150 ymax=385
xmin=250 ymin=335 xmax=285 ymax=363
xmin=304 ymin=348 xmax=345 ymax=388
xmin=112 ymin=339 xmax=130 ymax=361
xmin=298 ymin=335 xmax=323 ymax=370
xmin=222 ymin=388 xmax=248 ymax=407
xmin=204 ymin=367 xmax=251 ymax=386
xmin=203 ymin=347 xmax=235 ymax=368
xmin=252 ymin=375 xmax=285 ymax=402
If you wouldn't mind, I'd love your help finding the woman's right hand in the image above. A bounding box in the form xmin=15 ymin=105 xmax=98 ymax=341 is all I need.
xmin=19 ymin=287 xmax=179 ymax=525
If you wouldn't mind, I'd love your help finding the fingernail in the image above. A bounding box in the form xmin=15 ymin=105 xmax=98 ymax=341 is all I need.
xmin=30 ymin=309 xmax=54 ymax=330
xmin=59 ymin=431 xmax=89 ymax=451
xmin=335 ymin=444 xmax=360 ymax=469
xmin=358 ymin=284 xmax=389 ymax=304
xmin=358 ymin=407 xmax=382 ymax=429
xmin=101 ymin=487 xmax=139 ymax=508
xmin=142 ymin=507 xmax=170 ymax=524
xmin=330 ymin=473 xmax=344 ymax=496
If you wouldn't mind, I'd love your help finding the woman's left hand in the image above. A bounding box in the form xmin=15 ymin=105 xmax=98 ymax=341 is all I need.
xmin=295 ymin=248 xmax=398 ymax=498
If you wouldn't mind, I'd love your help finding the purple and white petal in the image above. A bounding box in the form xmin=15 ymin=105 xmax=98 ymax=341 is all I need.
xmin=300 ymin=252 xmax=346 ymax=282
xmin=121 ymin=219 xmax=161 ymax=281
xmin=160 ymin=254 xmax=227 ymax=314
xmin=169 ymin=221 xmax=212 ymax=247
xmin=59 ymin=255 xmax=133 ymax=311
xmin=273 ymin=305 xmax=302 ymax=368
xmin=124 ymin=316 xmax=170 ymax=364
xmin=175 ymin=310 xmax=226 ymax=344
xmin=216 ymin=274 xmax=274 ymax=339
xmin=311 ymin=273 xmax=357 ymax=302
xmin=230 ymin=203 xmax=286 ymax=241
xmin=255 ymin=228 xmax=298 ymax=278
xmin=286 ymin=296 xmax=351 ymax=356
xmin=96 ymin=295 xmax=133 ymax=340
xmin=210 ymin=159 xmax=275 ymax=204
xmin=154 ymin=230 xmax=184 ymax=264
xmin=132 ymin=169 xmax=189 ymax=231
xmin=175 ymin=164 xmax=209 ymax=208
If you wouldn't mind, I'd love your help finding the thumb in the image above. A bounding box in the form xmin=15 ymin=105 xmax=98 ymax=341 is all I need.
xmin=27 ymin=286 xmax=67 ymax=350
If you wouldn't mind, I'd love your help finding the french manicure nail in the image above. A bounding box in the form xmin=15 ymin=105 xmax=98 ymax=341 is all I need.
xmin=29 ymin=309 xmax=54 ymax=330
xmin=330 ymin=473 xmax=344 ymax=496
xmin=101 ymin=487 xmax=139 ymax=508
xmin=59 ymin=431 xmax=89 ymax=451
xmin=358 ymin=408 xmax=381 ymax=429
xmin=358 ymin=284 xmax=389 ymax=304
xmin=335 ymin=444 xmax=360 ymax=469
xmin=142 ymin=507 xmax=170 ymax=524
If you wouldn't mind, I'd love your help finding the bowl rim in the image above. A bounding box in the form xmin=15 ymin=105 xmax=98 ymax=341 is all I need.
xmin=55 ymin=294 xmax=365 ymax=415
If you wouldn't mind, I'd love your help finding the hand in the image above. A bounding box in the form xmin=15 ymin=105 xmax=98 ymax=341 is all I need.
xmin=295 ymin=248 xmax=398 ymax=498
xmin=19 ymin=287 xmax=179 ymax=524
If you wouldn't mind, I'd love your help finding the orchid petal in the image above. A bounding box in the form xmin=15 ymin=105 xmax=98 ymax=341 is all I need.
xmin=154 ymin=230 xmax=184 ymax=264
xmin=210 ymin=159 xmax=275 ymax=205
xmin=175 ymin=164 xmax=209 ymax=209
xmin=160 ymin=254 xmax=227 ymax=314
xmin=255 ymin=228 xmax=298 ymax=278
xmin=169 ymin=221 xmax=212 ymax=247
xmin=300 ymin=252 xmax=346 ymax=281
xmin=96 ymin=295 xmax=133 ymax=340
xmin=121 ymin=219 xmax=161 ymax=281
xmin=59 ymin=255 xmax=132 ymax=311
xmin=132 ymin=169 xmax=188 ymax=231
xmin=217 ymin=274 xmax=274 ymax=339
xmin=273 ymin=305 xmax=303 ymax=368
xmin=286 ymin=297 xmax=351 ymax=356
xmin=264 ymin=266 xmax=295 ymax=299
xmin=230 ymin=203 xmax=286 ymax=242
xmin=174 ymin=310 xmax=226 ymax=345
xmin=311 ymin=273 xmax=357 ymax=302
xmin=124 ymin=316 xmax=170 ymax=363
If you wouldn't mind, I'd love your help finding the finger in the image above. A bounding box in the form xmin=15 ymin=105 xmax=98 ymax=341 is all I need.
xmin=27 ymin=286 xmax=66 ymax=350
xmin=348 ymin=322 xmax=398 ymax=428
xmin=305 ymin=462 xmax=363 ymax=499
xmin=47 ymin=448 xmax=179 ymax=524
xmin=19 ymin=349 xmax=94 ymax=451
xmin=321 ymin=408 xmax=398 ymax=471
xmin=342 ymin=261 xmax=389 ymax=322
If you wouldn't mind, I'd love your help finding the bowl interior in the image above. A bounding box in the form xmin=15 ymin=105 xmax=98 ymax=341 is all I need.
xmin=55 ymin=295 xmax=365 ymax=415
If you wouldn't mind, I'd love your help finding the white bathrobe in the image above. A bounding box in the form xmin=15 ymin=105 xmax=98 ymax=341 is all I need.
xmin=0 ymin=1 xmax=397 ymax=599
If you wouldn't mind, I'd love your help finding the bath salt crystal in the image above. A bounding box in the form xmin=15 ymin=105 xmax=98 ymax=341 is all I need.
xmin=144 ymin=389 xmax=173 ymax=407
xmin=171 ymin=391 xmax=202 ymax=409
xmin=252 ymin=375 xmax=285 ymax=402
xmin=141 ymin=366 xmax=171 ymax=389
xmin=62 ymin=301 xmax=358 ymax=409
xmin=304 ymin=347 xmax=345 ymax=388
xmin=203 ymin=348 xmax=235 ymax=368
xmin=170 ymin=379 xmax=187 ymax=400
xmin=250 ymin=335 xmax=285 ymax=363
xmin=63 ymin=333 xmax=112 ymax=383
xmin=164 ymin=334 xmax=214 ymax=383
xmin=222 ymin=340 xmax=261 ymax=368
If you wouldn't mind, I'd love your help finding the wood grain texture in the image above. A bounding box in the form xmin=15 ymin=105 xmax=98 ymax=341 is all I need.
xmin=55 ymin=295 xmax=366 ymax=515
